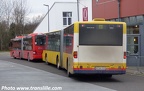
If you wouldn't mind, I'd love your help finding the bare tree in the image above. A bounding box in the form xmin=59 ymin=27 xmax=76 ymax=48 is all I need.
xmin=24 ymin=15 xmax=44 ymax=33
xmin=12 ymin=0 xmax=29 ymax=35
xmin=0 ymin=0 xmax=10 ymax=50
xmin=0 ymin=0 xmax=5 ymax=21
xmin=3 ymin=0 xmax=13 ymax=26
xmin=0 ymin=0 xmax=29 ymax=50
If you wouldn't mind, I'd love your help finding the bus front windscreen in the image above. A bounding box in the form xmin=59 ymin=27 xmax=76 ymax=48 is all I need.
xmin=35 ymin=35 xmax=46 ymax=45
xmin=79 ymin=24 xmax=123 ymax=46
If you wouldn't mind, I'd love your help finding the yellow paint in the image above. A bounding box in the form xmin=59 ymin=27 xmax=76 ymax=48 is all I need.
xmin=42 ymin=50 xmax=60 ymax=65
xmin=73 ymin=62 xmax=126 ymax=69
xmin=73 ymin=21 xmax=127 ymax=34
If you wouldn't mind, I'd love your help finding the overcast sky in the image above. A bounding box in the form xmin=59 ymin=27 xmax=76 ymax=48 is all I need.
xmin=26 ymin=0 xmax=77 ymax=19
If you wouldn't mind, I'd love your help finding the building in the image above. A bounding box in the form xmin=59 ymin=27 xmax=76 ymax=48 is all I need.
xmin=92 ymin=0 xmax=144 ymax=66
xmin=33 ymin=2 xmax=78 ymax=33
xmin=33 ymin=0 xmax=144 ymax=66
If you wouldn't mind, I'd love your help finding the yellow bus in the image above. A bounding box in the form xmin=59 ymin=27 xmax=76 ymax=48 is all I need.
xmin=42 ymin=31 xmax=61 ymax=66
xmin=42 ymin=18 xmax=127 ymax=77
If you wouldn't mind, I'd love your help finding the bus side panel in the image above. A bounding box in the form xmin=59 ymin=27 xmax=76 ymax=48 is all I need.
xmin=70 ymin=33 xmax=79 ymax=74
xmin=123 ymin=34 xmax=127 ymax=67
xmin=47 ymin=51 xmax=60 ymax=65
xmin=42 ymin=50 xmax=47 ymax=62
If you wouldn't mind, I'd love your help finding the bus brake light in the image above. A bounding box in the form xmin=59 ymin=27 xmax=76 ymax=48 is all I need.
xmin=124 ymin=52 xmax=127 ymax=59
xmin=33 ymin=51 xmax=36 ymax=54
xmin=73 ymin=51 xmax=77 ymax=58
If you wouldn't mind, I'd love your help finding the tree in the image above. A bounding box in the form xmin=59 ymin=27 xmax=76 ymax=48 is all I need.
xmin=12 ymin=0 xmax=29 ymax=35
xmin=0 ymin=0 xmax=29 ymax=50
xmin=0 ymin=0 xmax=11 ymax=50
xmin=0 ymin=0 xmax=43 ymax=51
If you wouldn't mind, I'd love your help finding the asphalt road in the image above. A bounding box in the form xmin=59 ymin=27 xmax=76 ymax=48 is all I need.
xmin=0 ymin=52 xmax=144 ymax=91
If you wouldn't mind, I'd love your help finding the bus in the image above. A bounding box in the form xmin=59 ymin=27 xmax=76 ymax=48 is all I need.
xmin=42 ymin=31 xmax=61 ymax=65
xmin=10 ymin=36 xmax=24 ymax=59
xmin=10 ymin=33 xmax=46 ymax=61
xmin=42 ymin=18 xmax=127 ymax=77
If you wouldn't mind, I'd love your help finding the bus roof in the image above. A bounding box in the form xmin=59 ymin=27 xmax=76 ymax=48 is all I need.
xmin=11 ymin=36 xmax=24 ymax=41
xmin=28 ymin=33 xmax=46 ymax=36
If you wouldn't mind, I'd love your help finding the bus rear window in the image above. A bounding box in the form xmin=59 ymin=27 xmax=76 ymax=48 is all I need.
xmin=35 ymin=35 xmax=46 ymax=45
xmin=79 ymin=24 xmax=123 ymax=46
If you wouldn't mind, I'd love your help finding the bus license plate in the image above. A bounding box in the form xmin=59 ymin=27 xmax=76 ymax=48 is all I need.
xmin=95 ymin=67 xmax=106 ymax=70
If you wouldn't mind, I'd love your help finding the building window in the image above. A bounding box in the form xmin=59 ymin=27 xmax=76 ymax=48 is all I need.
xmin=127 ymin=26 xmax=139 ymax=55
xmin=136 ymin=15 xmax=143 ymax=23
xmin=130 ymin=16 xmax=136 ymax=25
xmin=63 ymin=12 xmax=72 ymax=26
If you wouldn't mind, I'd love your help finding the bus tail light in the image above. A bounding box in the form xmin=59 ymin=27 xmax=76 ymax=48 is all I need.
xmin=33 ymin=51 xmax=36 ymax=54
xmin=73 ymin=51 xmax=77 ymax=58
xmin=124 ymin=52 xmax=127 ymax=59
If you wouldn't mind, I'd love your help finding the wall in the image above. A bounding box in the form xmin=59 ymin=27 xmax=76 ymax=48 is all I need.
xmin=49 ymin=2 xmax=77 ymax=31
xmin=92 ymin=0 xmax=144 ymax=19
xmin=33 ymin=2 xmax=77 ymax=33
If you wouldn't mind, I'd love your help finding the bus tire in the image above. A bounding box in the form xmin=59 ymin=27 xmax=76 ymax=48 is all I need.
xmin=56 ymin=56 xmax=60 ymax=70
xmin=19 ymin=53 xmax=22 ymax=60
xmin=105 ymin=74 xmax=112 ymax=78
xmin=67 ymin=60 xmax=73 ymax=77
xmin=27 ymin=54 xmax=30 ymax=62
xmin=45 ymin=56 xmax=49 ymax=65
xmin=101 ymin=74 xmax=112 ymax=78
xmin=12 ymin=52 xmax=16 ymax=59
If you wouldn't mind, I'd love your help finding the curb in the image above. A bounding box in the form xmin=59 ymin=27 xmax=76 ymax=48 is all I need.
xmin=126 ymin=69 xmax=144 ymax=76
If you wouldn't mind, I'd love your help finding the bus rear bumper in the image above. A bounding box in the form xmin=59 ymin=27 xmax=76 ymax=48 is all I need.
xmin=33 ymin=55 xmax=42 ymax=60
xmin=73 ymin=70 xmax=126 ymax=75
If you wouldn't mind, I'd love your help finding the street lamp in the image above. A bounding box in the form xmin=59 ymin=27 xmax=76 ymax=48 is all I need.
xmin=43 ymin=4 xmax=50 ymax=32
xmin=77 ymin=0 xmax=79 ymax=21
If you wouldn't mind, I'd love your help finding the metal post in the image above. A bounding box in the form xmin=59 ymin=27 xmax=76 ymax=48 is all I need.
xmin=44 ymin=4 xmax=50 ymax=32
xmin=77 ymin=0 xmax=79 ymax=21
xmin=117 ymin=0 xmax=121 ymax=21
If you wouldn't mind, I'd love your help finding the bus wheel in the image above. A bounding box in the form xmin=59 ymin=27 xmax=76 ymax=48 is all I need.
xmin=56 ymin=57 xmax=60 ymax=70
xmin=19 ymin=53 xmax=22 ymax=60
xmin=27 ymin=54 xmax=30 ymax=62
xmin=45 ymin=56 xmax=49 ymax=65
xmin=105 ymin=74 xmax=112 ymax=78
xmin=67 ymin=60 xmax=72 ymax=77
xmin=67 ymin=68 xmax=72 ymax=77
xmin=12 ymin=53 xmax=16 ymax=59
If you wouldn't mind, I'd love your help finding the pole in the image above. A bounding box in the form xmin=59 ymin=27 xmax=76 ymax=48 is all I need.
xmin=117 ymin=0 xmax=121 ymax=21
xmin=48 ymin=5 xmax=49 ymax=32
xmin=44 ymin=4 xmax=50 ymax=32
xmin=77 ymin=0 xmax=79 ymax=21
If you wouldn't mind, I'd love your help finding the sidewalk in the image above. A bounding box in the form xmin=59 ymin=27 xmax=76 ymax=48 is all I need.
xmin=126 ymin=66 xmax=144 ymax=76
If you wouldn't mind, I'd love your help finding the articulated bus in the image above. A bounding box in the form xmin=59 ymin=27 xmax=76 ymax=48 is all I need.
xmin=42 ymin=18 xmax=127 ymax=77
xmin=10 ymin=36 xmax=24 ymax=59
xmin=10 ymin=33 xmax=46 ymax=61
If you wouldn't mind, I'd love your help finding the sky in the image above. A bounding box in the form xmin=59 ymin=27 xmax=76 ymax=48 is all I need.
xmin=26 ymin=0 xmax=77 ymax=19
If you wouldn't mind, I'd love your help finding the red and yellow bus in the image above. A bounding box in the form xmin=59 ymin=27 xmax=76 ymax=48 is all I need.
xmin=10 ymin=33 xmax=46 ymax=61
xmin=42 ymin=18 xmax=127 ymax=77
